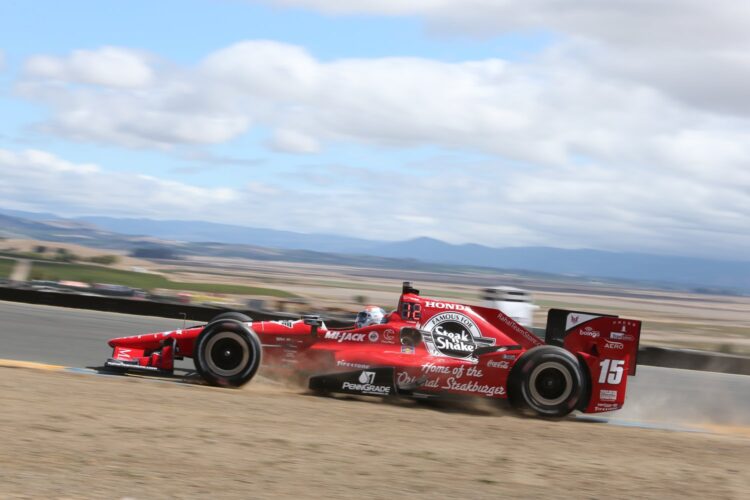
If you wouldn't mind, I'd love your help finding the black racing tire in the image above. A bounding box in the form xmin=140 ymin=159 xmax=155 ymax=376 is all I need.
xmin=195 ymin=311 xmax=253 ymax=379
xmin=507 ymin=346 xmax=587 ymax=418
xmin=209 ymin=311 xmax=253 ymax=323
xmin=193 ymin=319 xmax=262 ymax=387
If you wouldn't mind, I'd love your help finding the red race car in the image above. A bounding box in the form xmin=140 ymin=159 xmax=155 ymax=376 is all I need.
xmin=104 ymin=282 xmax=641 ymax=417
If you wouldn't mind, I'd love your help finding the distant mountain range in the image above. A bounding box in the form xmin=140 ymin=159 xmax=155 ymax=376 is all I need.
xmin=1 ymin=208 xmax=749 ymax=293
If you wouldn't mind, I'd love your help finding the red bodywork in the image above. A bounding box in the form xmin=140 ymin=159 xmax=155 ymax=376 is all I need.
xmin=106 ymin=285 xmax=641 ymax=414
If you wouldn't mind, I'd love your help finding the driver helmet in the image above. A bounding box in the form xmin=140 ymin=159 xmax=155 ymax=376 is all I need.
xmin=355 ymin=305 xmax=386 ymax=328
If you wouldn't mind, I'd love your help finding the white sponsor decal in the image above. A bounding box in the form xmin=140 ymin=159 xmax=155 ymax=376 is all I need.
xmin=425 ymin=301 xmax=466 ymax=311
xmin=341 ymin=381 xmax=391 ymax=395
xmin=397 ymin=372 xmax=440 ymax=388
xmin=271 ymin=320 xmax=298 ymax=328
xmin=579 ymin=326 xmax=600 ymax=338
xmin=496 ymin=312 xmax=540 ymax=345
xmin=604 ymin=340 xmax=625 ymax=350
xmin=422 ymin=312 xmax=495 ymax=360
xmin=421 ymin=362 xmax=451 ymax=374
xmin=610 ymin=331 xmax=635 ymax=341
xmin=566 ymin=313 xmax=600 ymax=330
xmin=600 ymin=389 xmax=618 ymax=402
xmin=341 ymin=371 xmax=391 ymax=395
xmin=594 ymin=402 xmax=620 ymax=411
xmin=442 ymin=378 xmax=506 ymax=397
xmin=337 ymin=360 xmax=370 ymax=369
xmin=487 ymin=359 xmax=510 ymax=369
xmin=383 ymin=329 xmax=396 ymax=344
xmin=368 ymin=331 xmax=379 ymax=342
xmin=324 ymin=331 xmax=366 ymax=343
xmin=116 ymin=349 xmax=131 ymax=360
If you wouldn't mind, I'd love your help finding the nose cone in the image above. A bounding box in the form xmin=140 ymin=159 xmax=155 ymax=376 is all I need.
xmin=107 ymin=332 xmax=163 ymax=349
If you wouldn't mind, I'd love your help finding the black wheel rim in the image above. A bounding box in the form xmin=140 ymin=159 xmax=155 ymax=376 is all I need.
xmin=204 ymin=331 xmax=250 ymax=377
xmin=211 ymin=337 xmax=244 ymax=371
xmin=534 ymin=367 xmax=567 ymax=400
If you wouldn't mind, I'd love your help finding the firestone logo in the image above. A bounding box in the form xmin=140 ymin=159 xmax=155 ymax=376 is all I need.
xmin=337 ymin=360 xmax=370 ymax=369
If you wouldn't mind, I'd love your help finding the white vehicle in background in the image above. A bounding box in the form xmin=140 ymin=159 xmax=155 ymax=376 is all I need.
xmin=481 ymin=286 xmax=539 ymax=328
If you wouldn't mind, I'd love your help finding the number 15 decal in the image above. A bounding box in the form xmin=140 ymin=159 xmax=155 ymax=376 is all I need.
xmin=598 ymin=359 xmax=624 ymax=384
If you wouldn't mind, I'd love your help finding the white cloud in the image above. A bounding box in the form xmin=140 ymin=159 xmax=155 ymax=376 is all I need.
xmin=267 ymin=1 xmax=750 ymax=49
xmin=266 ymin=1 xmax=750 ymax=116
xmin=25 ymin=47 xmax=154 ymax=88
xmin=269 ymin=128 xmax=320 ymax=153
xmin=10 ymin=19 xmax=750 ymax=258
xmin=1 ymin=146 xmax=748 ymax=259
xmin=14 ymin=40 xmax=693 ymax=163
xmin=0 ymin=149 xmax=239 ymax=218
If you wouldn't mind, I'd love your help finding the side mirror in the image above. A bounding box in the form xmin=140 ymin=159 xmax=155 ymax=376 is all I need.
xmin=400 ymin=327 xmax=423 ymax=347
xmin=303 ymin=314 xmax=323 ymax=337
xmin=302 ymin=314 xmax=322 ymax=326
xmin=473 ymin=346 xmax=500 ymax=357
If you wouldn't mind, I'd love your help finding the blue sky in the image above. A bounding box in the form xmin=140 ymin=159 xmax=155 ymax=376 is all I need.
xmin=1 ymin=1 xmax=749 ymax=260
xmin=1 ymin=0 xmax=542 ymax=187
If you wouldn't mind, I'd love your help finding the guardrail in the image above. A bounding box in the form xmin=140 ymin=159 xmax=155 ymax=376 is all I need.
xmin=638 ymin=346 xmax=750 ymax=376
xmin=1 ymin=286 xmax=747 ymax=375
xmin=0 ymin=286 xmax=353 ymax=326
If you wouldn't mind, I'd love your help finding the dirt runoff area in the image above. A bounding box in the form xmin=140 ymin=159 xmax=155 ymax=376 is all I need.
xmin=1 ymin=368 xmax=748 ymax=499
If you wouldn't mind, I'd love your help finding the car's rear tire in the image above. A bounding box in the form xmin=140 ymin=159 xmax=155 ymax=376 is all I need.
xmin=209 ymin=311 xmax=253 ymax=323
xmin=507 ymin=346 xmax=587 ymax=418
xmin=194 ymin=320 xmax=262 ymax=387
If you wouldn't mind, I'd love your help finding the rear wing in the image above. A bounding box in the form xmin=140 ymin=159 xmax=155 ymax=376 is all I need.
xmin=544 ymin=309 xmax=641 ymax=376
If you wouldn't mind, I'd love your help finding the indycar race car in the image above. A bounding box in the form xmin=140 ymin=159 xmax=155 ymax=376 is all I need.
xmin=104 ymin=282 xmax=642 ymax=417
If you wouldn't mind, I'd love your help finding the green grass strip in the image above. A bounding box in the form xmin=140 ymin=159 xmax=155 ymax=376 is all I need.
xmin=0 ymin=258 xmax=16 ymax=279
xmin=28 ymin=261 xmax=295 ymax=297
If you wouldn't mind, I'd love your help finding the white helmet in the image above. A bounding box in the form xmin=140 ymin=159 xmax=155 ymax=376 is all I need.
xmin=355 ymin=305 xmax=386 ymax=328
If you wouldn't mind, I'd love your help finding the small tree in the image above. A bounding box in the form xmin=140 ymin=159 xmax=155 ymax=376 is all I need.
xmin=54 ymin=248 xmax=80 ymax=262
xmin=89 ymin=255 xmax=119 ymax=265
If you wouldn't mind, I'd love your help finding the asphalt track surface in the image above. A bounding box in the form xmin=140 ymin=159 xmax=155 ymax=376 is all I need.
xmin=1 ymin=300 xmax=749 ymax=430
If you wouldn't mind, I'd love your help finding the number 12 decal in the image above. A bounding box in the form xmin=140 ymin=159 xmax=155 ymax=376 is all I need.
xmin=598 ymin=359 xmax=624 ymax=384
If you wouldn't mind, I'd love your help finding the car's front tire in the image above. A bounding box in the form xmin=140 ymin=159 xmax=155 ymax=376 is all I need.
xmin=194 ymin=319 xmax=262 ymax=387
xmin=209 ymin=311 xmax=253 ymax=323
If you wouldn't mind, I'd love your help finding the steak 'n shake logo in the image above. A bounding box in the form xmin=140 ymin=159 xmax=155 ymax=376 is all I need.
xmin=422 ymin=311 xmax=495 ymax=360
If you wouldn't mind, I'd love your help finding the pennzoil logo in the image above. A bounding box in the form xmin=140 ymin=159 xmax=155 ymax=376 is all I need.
xmin=421 ymin=312 xmax=494 ymax=360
